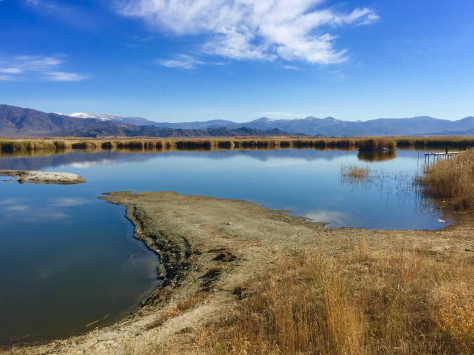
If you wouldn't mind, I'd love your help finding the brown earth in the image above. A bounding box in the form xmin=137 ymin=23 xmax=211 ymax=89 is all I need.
xmin=5 ymin=191 xmax=473 ymax=354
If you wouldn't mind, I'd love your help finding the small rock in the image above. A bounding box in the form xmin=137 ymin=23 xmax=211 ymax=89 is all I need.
xmin=227 ymin=222 xmax=232 ymax=225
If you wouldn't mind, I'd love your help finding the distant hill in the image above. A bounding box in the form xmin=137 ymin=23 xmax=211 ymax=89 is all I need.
xmin=153 ymin=116 xmax=474 ymax=136
xmin=0 ymin=105 xmax=301 ymax=138
xmin=2 ymin=104 xmax=473 ymax=137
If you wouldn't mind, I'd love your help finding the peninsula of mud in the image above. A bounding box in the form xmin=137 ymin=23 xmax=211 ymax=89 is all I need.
xmin=7 ymin=191 xmax=472 ymax=354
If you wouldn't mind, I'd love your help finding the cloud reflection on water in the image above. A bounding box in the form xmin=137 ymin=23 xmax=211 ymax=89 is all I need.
xmin=305 ymin=209 xmax=351 ymax=227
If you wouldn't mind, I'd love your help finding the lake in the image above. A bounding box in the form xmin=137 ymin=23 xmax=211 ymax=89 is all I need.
xmin=0 ymin=148 xmax=445 ymax=343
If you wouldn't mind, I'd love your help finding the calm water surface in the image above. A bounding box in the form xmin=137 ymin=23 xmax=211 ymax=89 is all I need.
xmin=0 ymin=148 xmax=444 ymax=343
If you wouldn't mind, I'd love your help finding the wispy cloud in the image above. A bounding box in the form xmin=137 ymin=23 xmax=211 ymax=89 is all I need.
xmin=0 ymin=55 xmax=87 ymax=82
xmin=44 ymin=71 xmax=88 ymax=81
xmin=157 ymin=54 xmax=205 ymax=70
xmin=24 ymin=0 xmax=100 ymax=30
xmin=115 ymin=0 xmax=379 ymax=65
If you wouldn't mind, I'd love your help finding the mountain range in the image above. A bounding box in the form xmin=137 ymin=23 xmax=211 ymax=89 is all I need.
xmin=146 ymin=116 xmax=474 ymax=136
xmin=62 ymin=112 xmax=474 ymax=137
xmin=1 ymin=104 xmax=473 ymax=138
xmin=0 ymin=105 xmax=300 ymax=138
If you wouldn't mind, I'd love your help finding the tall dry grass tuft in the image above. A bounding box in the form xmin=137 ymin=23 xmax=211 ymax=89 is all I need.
xmin=341 ymin=164 xmax=371 ymax=180
xmin=195 ymin=245 xmax=473 ymax=355
xmin=195 ymin=252 xmax=368 ymax=354
xmin=419 ymin=148 xmax=474 ymax=209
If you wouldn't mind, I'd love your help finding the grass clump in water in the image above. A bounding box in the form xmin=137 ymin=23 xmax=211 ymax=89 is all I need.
xmin=341 ymin=164 xmax=371 ymax=181
xmin=418 ymin=148 xmax=474 ymax=210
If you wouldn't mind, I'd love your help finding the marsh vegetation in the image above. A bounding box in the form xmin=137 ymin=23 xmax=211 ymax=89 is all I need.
xmin=341 ymin=164 xmax=371 ymax=181
xmin=1 ymin=136 xmax=473 ymax=154
xmin=417 ymin=148 xmax=474 ymax=210
xmin=195 ymin=246 xmax=473 ymax=355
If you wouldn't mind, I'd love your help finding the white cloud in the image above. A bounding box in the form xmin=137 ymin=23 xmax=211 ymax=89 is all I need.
xmin=0 ymin=68 xmax=23 ymax=74
xmin=44 ymin=71 xmax=88 ymax=81
xmin=157 ymin=54 xmax=205 ymax=70
xmin=0 ymin=55 xmax=87 ymax=82
xmin=115 ymin=0 xmax=378 ymax=64
xmin=0 ymin=75 xmax=15 ymax=81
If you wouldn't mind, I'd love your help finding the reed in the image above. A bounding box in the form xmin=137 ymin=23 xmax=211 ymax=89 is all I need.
xmin=0 ymin=139 xmax=56 ymax=152
xmin=175 ymin=140 xmax=214 ymax=150
xmin=341 ymin=164 xmax=371 ymax=180
xmin=418 ymin=148 xmax=474 ymax=210
xmin=396 ymin=137 xmax=474 ymax=149
xmin=195 ymin=245 xmax=473 ymax=354
xmin=356 ymin=137 xmax=396 ymax=151
xmin=217 ymin=140 xmax=234 ymax=149
xmin=0 ymin=136 xmax=473 ymax=154
xmin=327 ymin=138 xmax=356 ymax=149
xmin=70 ymin=141 xmax=101 ymax=150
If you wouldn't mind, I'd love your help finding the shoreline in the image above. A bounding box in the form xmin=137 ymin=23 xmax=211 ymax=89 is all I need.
xmin=0 ymin=170 xmax=85 ymax=185
xmin=4 ymin=191 xmax=473 ymax=354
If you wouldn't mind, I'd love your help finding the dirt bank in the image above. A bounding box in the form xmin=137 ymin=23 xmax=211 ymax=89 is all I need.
xmin=6 ymin=191 xmax=473 ymax=354
xmin=0 ymin=170 xmax=85 ymax=185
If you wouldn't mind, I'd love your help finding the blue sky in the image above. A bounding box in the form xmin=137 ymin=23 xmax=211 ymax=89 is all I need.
xmin=1 ymin=0 xmax=473 ymax=122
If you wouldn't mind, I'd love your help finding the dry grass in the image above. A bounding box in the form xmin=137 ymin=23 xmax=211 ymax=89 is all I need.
xmin=146 ymin=294 xmax=206 ymax=330
xmin=419 ymin=148 xmax=474 ymax=210
xmin=194 ymin=245 xmax=473 ymax=355
xmin=397 ymin=137 xmax=474 ymax=149
xmin=341 ymin=164 xmax=371 ymax=180
xmin=1 ymin=137 xmax=472 ymax=154
xmin=356 ymin=137 xmax=396 ymax=151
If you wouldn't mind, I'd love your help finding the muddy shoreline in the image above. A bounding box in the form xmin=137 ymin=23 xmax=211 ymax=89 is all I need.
xmin=0 ymin=170 xmax=85 ymax=184
xmin=4 ymin=191 xmax=473 ymax=354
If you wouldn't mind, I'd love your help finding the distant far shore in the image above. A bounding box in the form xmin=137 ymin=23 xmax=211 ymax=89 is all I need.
xmin=0 ymin=136 xmax=473 ymax=154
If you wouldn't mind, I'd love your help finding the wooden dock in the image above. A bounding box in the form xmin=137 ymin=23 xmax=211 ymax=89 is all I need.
xmin=424 ymin=151 xmax=460 ymax=167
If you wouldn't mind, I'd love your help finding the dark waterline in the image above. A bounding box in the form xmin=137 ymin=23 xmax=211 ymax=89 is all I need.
xmin=0 ymin=148 xmax=445 ymax=343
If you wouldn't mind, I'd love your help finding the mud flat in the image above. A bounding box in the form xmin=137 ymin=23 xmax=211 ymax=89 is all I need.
xmin=0 ymin=170 xmax=85 ymax=185
xmin=5 ymin=191 xmax=473 ymax=354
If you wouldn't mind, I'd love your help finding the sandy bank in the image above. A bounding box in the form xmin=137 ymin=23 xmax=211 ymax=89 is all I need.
xmin=0 ymin=170 xmax=85 ymax=185
xmin=6 ymin=191 xmax=473 ymax=354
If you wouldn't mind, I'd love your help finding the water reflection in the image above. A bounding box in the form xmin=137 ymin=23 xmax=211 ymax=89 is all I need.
xmin=305 ymin=210 xmax=351 ymax=227
xmin=358 ymin=150 xmax=397 ymax=162
xmin=0 ymin=148 xmax=445 ymax=343
xmin=0 ymin=149 xmax=359 ymax=171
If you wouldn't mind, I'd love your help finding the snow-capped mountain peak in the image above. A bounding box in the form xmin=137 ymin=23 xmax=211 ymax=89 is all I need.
xmin=63 ymin=113 xmax=116 ymax=121
xmin=58 ymin=112 xmax=158 ymax=126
